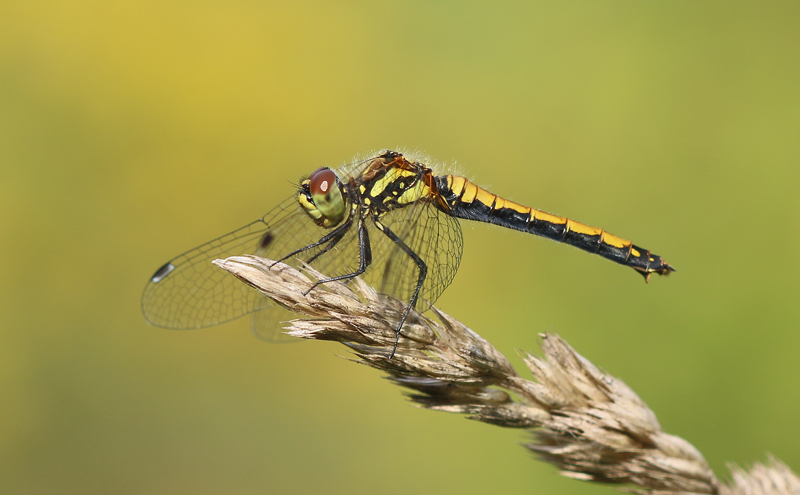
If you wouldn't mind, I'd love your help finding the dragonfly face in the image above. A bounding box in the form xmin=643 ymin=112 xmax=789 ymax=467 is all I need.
xmin=299 ymin=167 xmax=348 ymax=228
xmin=142 ymin=150 xmax=673 ymax=356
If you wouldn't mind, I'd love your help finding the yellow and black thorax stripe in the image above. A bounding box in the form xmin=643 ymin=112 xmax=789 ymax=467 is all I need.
xmin=349 ymin=151 xmax=436 ymax=213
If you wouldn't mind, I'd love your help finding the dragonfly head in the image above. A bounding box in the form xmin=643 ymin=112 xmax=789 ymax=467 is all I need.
xmin=299 ymin=167 xmax=347 ymax=228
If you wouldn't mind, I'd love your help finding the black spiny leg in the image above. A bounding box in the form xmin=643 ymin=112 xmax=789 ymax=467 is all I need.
xmin=374 ymin=219 xmax=428 ymax=358
xmin=304 ymin=224 xmax=349 ymax=265
xmin=273 ymin=213 xmax=355 ymax=267
xmin=303 ymin=219 xmax=373 ymax=294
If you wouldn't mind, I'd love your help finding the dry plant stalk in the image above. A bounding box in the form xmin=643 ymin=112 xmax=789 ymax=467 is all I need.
xmin=213 ymin=255 xmax=800 ymax=495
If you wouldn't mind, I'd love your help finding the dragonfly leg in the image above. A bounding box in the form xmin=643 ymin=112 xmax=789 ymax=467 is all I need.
xmin=304 ymin=226 xmax=348 ymax=265
xmin=273 ymin=214 xmax=355 ymax=267
xmin=303 ymin=220 xmax=373 ymax=293
xmin=373 ymin=219 xmax=428 ymax=359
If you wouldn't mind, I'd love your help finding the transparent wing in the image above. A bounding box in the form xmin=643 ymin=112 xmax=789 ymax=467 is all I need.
xmin=141 ymin=189 xmax=374 ymax=342
xmin=364 ymin=196 xmax=464 ymax=309
xmin=142 ymin=196 xmax=296 ymax=329
xmin=140 ymin=157 xmax=372 ymax=342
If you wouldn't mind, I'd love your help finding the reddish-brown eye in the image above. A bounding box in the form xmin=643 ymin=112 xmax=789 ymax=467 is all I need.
xmin=309 ymin=168 xmax=337 ymax=196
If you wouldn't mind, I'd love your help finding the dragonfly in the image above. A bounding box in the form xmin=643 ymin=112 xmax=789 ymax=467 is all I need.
xmin=142 ymin=150 xmax=674 ymax=356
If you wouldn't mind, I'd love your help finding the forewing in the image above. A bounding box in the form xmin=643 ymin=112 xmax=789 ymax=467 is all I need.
xmin=142 ymin=196 xmax=322 ymax=332
xmin=141 ymin=156 xmax=379 ymax=342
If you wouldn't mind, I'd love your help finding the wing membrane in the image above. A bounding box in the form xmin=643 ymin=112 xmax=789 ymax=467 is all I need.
xmin=141 ymin=190 xmax=369 ymax=341
xmin=365 ymin=197 xmax=463 ymax=309
xmin=142 ymin=196 xmax=317 ymax=333
xmin=141 ymin=218 xmax=273 ymax=329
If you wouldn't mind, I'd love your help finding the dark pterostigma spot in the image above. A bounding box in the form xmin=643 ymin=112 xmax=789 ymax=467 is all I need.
xmin=151 ymin=262 xmax=176 ymax=283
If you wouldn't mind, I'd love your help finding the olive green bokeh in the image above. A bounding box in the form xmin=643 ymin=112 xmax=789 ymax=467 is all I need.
xmin=2 ymin=1 xmax=799 ymax=494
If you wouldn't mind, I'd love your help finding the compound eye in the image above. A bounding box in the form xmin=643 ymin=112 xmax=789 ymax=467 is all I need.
xmin=309 ymin=168 xmax=337 ymax=197
xmin=303 ymin=167 xmax=346 ymax=227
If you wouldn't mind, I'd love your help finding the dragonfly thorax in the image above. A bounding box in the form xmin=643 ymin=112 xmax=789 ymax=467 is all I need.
xmin=299 ymin=167 xmax=348 ymax=228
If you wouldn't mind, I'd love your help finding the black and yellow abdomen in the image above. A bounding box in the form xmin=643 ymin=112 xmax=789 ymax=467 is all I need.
xmin=434 ymin=175 xmax=674 ymax=280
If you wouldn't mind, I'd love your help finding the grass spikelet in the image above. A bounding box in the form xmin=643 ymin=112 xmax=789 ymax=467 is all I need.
xmin=213 ymin=255 xmax=799 ymax=495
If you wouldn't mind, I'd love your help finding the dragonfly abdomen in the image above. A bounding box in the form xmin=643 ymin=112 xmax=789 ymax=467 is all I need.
xmin=434 ymin=174 xmax=674 ymax=280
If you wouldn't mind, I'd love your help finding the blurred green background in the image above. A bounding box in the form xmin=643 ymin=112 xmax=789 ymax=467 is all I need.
xmin=2 ymin=1 xmax=799 ymax=494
